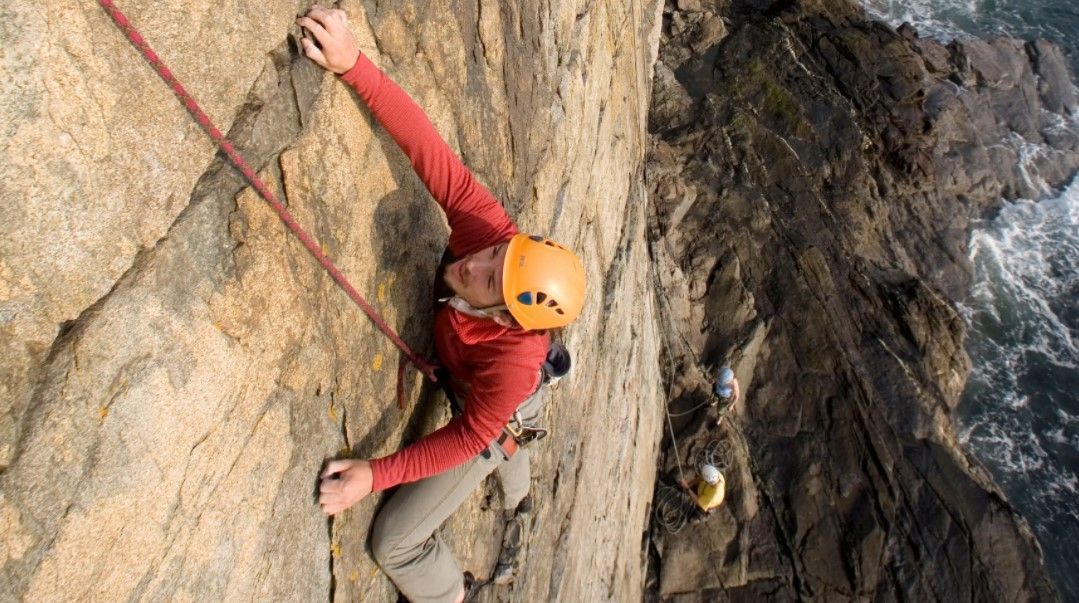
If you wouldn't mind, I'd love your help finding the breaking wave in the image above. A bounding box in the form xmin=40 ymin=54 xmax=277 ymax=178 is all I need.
xmin=959 ymin=179 xmax=1079 ymax=598
xmin=862 ymin=0 xmax=1079 ymax=596
xmin=863 ymin=0 xmax=1079 ymax=68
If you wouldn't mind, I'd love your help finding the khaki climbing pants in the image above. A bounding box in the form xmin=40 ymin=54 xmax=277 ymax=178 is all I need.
xmin=371 ymin=387 xmax=544 ymax=602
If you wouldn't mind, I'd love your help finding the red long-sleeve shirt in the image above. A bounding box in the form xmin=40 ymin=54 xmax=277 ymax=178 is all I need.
xmin=340 ymin=55 xmax=550 ymax=492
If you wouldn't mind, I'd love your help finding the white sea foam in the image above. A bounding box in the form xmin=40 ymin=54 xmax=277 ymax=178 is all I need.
xmin=960 ymin=177 xmax=1079 ymax=526
xmin=858 ymin=0 xmax=1079 ymax=595
xmin=1043 ymin=111 xmax=1079 ymax=139
xmin=863 ymin=0 xmax=1079 ymax=55
xmin=1047 ymin=427 xmax=1067 ymax=444
xmin=1059 ymin=408 xmax=1079 ymax=425
xmin=960 ymin=416 xmax=1048 ymax=473
xmin=862 ymin=0 xmax=975 ymax=41
xmin=967 ymin=184 xmax=1079 ymax=367
xmin=1015 ymin=135 xmax=1056 ymax=197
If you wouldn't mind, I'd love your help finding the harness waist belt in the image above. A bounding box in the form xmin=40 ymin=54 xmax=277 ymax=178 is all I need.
xmin=496 ymin=431 xmax=519 ymax=459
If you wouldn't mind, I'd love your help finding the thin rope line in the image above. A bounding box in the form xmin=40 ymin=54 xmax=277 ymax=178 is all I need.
xmin=97 ymin=0 xmax=437 ymax=382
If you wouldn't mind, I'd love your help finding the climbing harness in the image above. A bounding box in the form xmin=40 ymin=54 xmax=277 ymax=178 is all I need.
xmin=442 ymin=365 xmax=552 ymax=462
xmin=505 ymin=411 xmax=548 ymax=446
xmin=96 ymin=0 xmax=438 ymax=385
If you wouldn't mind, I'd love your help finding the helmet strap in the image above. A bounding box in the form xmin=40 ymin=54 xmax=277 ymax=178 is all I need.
xmin=440 ymin=297 xmax=513 ymax=325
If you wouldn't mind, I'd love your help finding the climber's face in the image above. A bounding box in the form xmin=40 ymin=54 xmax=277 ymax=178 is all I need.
xmin=444 ymin=241 xmax=509 ymax=310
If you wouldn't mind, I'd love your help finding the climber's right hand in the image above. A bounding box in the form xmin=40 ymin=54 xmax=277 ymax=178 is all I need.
xmin=297 ymin=5 xmax=359 ymax=75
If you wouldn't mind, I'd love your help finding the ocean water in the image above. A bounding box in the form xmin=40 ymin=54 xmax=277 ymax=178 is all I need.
xmin=963 ymin=181 xmax=1079 ymax=599
xmin=864 ymin=0 xmax=1079 ymax=72
xmin=861 ymin=0 xmax=1079 ymax=598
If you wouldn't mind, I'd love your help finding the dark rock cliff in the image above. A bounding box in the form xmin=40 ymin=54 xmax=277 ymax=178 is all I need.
xmin=645 ymin=0 xmax=1078 ymax=599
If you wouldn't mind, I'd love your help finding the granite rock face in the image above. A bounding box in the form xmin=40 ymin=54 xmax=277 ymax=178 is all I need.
xmin=0 ymin=0 xmax=664 ymax=600
xmin=6 ymin=0 xmax=1076 ymax=599
xmin=646 ymin=0 xmax=1077 ymax=599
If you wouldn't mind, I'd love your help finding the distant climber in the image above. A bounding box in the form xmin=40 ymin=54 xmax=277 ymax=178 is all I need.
xmin=297 ymin=6 xmax=586 ymax=603
xmin=679 ymin=463 xmax=727 ymax=522
xmin=713 ymin=366 xmax=740 ymax=426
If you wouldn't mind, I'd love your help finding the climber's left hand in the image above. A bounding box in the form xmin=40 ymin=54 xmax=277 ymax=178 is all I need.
xmin=319 ymin=458 xmax=373 ymax=515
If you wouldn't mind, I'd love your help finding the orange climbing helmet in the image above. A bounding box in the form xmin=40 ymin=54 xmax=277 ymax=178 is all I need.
xmin=502 ymin=234 xmax=586 ymax=330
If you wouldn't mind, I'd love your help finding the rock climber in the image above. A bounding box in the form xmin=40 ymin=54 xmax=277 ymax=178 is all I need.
xmin=296 ymin=6 xmax=586 ymax=603
xmin=679 ymin=463 xmax=726 ymax=521
xmin=713 ymin=366 xmax=740 ymax=426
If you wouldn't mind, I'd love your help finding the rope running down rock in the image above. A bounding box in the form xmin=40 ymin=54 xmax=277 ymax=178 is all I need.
xmin=96 ymin=0 xmax=438 ymax=383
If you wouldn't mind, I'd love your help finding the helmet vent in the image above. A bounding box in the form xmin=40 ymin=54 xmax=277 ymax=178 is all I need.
xmin=555 ymin=308 xmax=565 ymax=315
xmin=529 ymin=235 xmax=543 ymax=242
xmin=545 ymin=299 xmax=558 ymax=307
xmin=517 ymin=292 xmax=534 ymax=305
xmin=536 ymin=292 xmax=547 ymax=304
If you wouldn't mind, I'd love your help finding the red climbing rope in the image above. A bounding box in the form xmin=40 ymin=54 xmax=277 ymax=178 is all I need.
xmin=97 ymin=0 xmax=438 ymax=384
